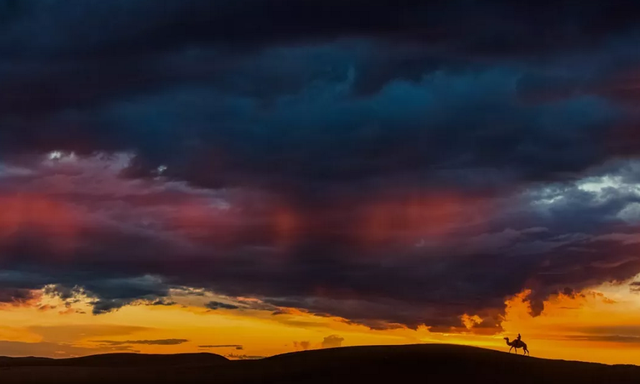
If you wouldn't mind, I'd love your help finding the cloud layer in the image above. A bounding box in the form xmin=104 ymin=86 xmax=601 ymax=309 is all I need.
xmin=2 ymin=0 xmax=640 ymax=334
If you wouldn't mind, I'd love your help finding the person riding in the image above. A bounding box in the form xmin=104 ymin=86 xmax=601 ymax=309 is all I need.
xmin=516 ymin=333 xmax=522 ymax=343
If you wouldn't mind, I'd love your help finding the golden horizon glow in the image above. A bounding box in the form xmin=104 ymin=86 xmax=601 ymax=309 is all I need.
xmin=2 ymin=279 xmax=640 ymax=365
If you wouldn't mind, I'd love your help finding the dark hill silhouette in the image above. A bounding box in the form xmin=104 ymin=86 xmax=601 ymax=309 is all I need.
xmin=0 ymin=353 xmax=227 ymax=368
xmin=0 ymin=356 xmax=53 ymax=367
xmin=56 ymin=352 xmax=228 ymax=367
xmin=1 ymin=344 xmax=640 ymax=384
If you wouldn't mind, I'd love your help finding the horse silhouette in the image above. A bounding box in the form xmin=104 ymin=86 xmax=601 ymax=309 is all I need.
xmin=504 ymin=337 xmax=530 ymax=355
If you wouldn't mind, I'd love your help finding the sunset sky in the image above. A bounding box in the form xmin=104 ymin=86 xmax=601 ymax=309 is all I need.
xmin=3 ymin=0 xmax=640 ymax=365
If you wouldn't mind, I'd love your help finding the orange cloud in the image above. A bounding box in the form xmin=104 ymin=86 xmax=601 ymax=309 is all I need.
xmin=461 ymin=314 xmax=483 ymax=330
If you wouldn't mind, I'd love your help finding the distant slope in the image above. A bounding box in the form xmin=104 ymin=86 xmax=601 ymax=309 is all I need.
xmin=57 ymin=352 xmax=229 ymax=367
xmin=0 ymin=352 xmax=227 ymax=367
xmin=255 ymin=344 xmax=640 ymax=384
xmin=0 ymin=356 xmax=53 ymax=367
xmin=1 ymin=344 xmax=640 ymax=384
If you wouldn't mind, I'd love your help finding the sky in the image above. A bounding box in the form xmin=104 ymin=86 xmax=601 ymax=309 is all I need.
xmin=2 ymin=0 xmax=640 ymax=364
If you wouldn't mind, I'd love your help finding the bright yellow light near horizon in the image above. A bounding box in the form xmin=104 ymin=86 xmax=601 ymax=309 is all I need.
xmin=3 ymin=281 xmax=640 ymax=364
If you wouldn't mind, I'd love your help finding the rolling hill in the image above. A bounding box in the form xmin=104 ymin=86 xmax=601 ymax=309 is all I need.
xmin=1 ymin=344 xmax=639 ymax=383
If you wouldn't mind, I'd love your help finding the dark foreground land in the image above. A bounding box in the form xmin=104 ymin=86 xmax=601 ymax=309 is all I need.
xmin=1 ymin=344 xmax=639 ymax=384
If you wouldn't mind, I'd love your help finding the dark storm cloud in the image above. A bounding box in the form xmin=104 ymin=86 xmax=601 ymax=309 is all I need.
xmin=0 ymin=1 xmax=638 ymax=196
xmin=5 ymin=161 xmax=640 ymax=335
xmin=2 ymin=156 xmax=640 ymax=332
xmin=43 ymin=275 xmax=173 ymax=315
xmin=0 ymin=288 xmax=37 ymax=304
xmin=3 ymin=1 xmax=640 ymax=58
xmin=1 ymin=0 xmax=639 ymax=113
xmin=0 ymin=175 xmax=635 ymax=332
xmin=3 ymin=0 xmax=640 ymax=334
xmin=86 ymin=70 xmax=621 ymax=195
